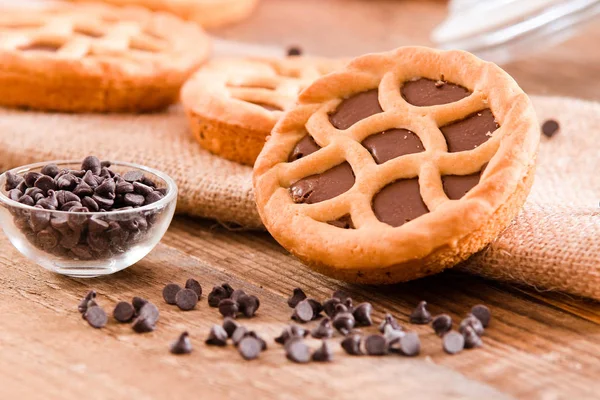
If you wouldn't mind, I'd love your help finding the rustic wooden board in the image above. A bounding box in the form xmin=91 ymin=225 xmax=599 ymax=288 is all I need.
xmin=1 ymin=217 xmax=599 ymax=399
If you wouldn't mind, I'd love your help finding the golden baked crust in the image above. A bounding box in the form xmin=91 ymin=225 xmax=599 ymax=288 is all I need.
xmin=253 ymin=46 xmax=540 ymax=283
xmin=181 ymin=57 xmax=346 ymax=166
xmin=0 ymin=2 xmax=210 ymax=113
xmin=69 ymin=0 xmax=259 ymax=28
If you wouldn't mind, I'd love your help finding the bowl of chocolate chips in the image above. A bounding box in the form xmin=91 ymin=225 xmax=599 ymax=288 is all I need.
xmin=0 ymin=156 xmax=177 ymax=277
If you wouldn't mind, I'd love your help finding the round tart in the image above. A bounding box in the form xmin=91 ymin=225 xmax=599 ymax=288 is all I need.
xmin=181 ymin=57 xmax=345 ymax=166
xmin=253 ymin=46 xmax=539 ymax=284
xmin=0 ymin=2 xmax=210 ymax=113
xmin=69 ymin=0 xmax=259 ymax=28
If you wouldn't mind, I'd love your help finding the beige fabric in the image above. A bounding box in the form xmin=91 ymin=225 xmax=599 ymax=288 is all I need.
xmin=0 ymin=95 xmax=598 ymax=298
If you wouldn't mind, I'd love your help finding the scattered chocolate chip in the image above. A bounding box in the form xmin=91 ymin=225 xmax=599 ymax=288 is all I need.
xmin=399 ymin=332 xmax=421 ymax=356
xmin=113 ymin=301 xmax=135 ymax=323
xmin=132 ymin=296 xmax=148 ymax=314
xmin=81 ymin=156 xmax=102 ymax=175
xmin=332 ymin=290 xmax=350 ymax=303
xmin=379 ymin=313 xmax=402 ymax=333
xmin=175 ymin=288 xmax=198 ymax=311
xmin=311 ymin=317 xmax=334 ymax=339
xmin=323 ymin=298 xmax=341 ymax=318
xmin=459 ymin=314 xmax=484 ymax=336
xmin=34 ymin=175 xmax=56 ymax=193
xmin=40 ymin=163 xmax=59 ymax=178
xmin=238 ymin=294 xmax=260 ymax=318
xmin=275 ymin=325 xmax=308 ymax=345
xmin=307 ymin=299 xmax=323 ymax=319
xmin=471 ymin=304 xmax=491 ymax=328
xmin=463 ymin=325 xmax=483 ymax=349
xmin=341 ymin=333 xmax=363 ymax=355
xmin=221 ymin=283 xmax=235 ymax=298
xmin=219 ymin=298 xmax=239 ymax=318
xmin=383 ymin=324 xmax=405 ymax=345
xmin=5 ymin=171 xmax=23 ymax=191
xmin=123 ymin=170 xmax=144 ymax=183
xmin=312 ymin=340 xmax=333 ymax=362
xmin=353 ymin=302 xmax=373 ymax=326
xmin=23 ymin=171 xmax=43 ymax=187
xmin=365 ymin=334 xmax=388 ymax=356
xmin=238 ymin=336 xmax=263 ymax=360
xmin=285 ymin=337 xmax=311 ymax=363
xmin=432 ymin=314 xmax=453 ymax=337
xmin=208 ymin=285 xmax=229 ymax=307
xmin=245 ymin=331 xmax=267 ymax=351
xmin=78 ymin=290 xmax=97 ymax=314
xmin=169 ymin=332 xmax=192 ymax=355
xmin=84 ymin=306 xmax=107 ymax=329
xmin=287 ymin=287 xmax=307 ymax=308
xmin=292 ymin=299 xmax=315 ymax=323
xmin=231 ymin=326 xmax=248 ymax=346
xmin=542 ymin=119 xmax=560 ymax=138
xmin=230 ymin=289 xmax=247 ymax=303
xmin=185 ymin=278 xmax=202 ymax=298
xmin=162 ymin=283 xmax=182 ymax=305
xmin=410 ymin=300 xmax=432 ymax=324
xmin=443 ymin=331 xmax=465 ymax=355
xmin=205 ymin=325 xmax=229 ymax=346
xmin=222 ymin=317 xmax=240 ymax=338
xmin=132 ymin=302 xmax=159 ymax=333
xmin=332 ymin=310 xmax=355 ymax=335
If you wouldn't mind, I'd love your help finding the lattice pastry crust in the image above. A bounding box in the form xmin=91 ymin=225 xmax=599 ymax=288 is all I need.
xmin=0 ymin=2 xmax=210 ymax=112
xmin=69 ymin=0 xmax=259 ymax=28
xmin=181 ymin=57 xmax=346 ymax=166
xmin=253 ymin=47 xmax=539 ymax=283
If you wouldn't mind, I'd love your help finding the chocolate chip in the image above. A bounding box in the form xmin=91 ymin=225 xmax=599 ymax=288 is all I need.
xmin=410 ymin=301 xmax=432 ymax=324
xmin=432 ymin=314 xmax=453 ymax=337
xmin=312 ymin=340 xmax=333 ymax=362
xmin=365 ymin=334 xmax=388 ymax=356
xmin=132 ymin=302 xmax=159 ymax=333
xmin=285 ymin=337 xmax=311 ymax=363
xmin=383 ymin=323 xmax=405 ymax=345
xmin=170 ymin=332 xmax=192 ymax=354
xmin=287 ymin=287 xmax=307 ymax=308
xmin=56 ymin=174 xmax=78 ymax=191
xmin=459 ymin=314 xmax=484 ymax=336
xmin=379 ymin=313 xmax=402 ymax=333
xmin=222 ymin=317 xmax=239 ymax=338
xmin=399 ymin=332 xmax=421 ymax=356
xmin=307 ymin=298 xmax=323 ymax=319
xmin=220 ymin=283 xmax=234 ymax=297
xmin=145 ymin=191 xmax=164 ymax=205
xmin=208 ymin=285 xmax=229 ymax=307
xmin=113 ymin=301 xmax=135 ymax=323
xmin=443 ymin=331 xmax=465 ymax=355
xmin=463 ymin=325 xmax=483 ymax=349
xmin=542 ymin=119 xmax=560 ymax=138
xmin=205 ymin=325 xmax=228 ymax=346
xmin=92 ymin=194 xmax=114 ymax=209
xmin=230 ymin=289 xmax=246 ymax=303
xmin=123 ymin=170 xmax=144 ymax=183
xmin=78 ymin=290 xmax=97 ymax=313
xmin=323 ymin=298 xmax=341 ymax=318
xmin=133 ymin=181 xmax=153 ymax=196
xmin=238 ymin=336 xmax=263 ymax=360
xmin=275 ymin=325 xmax=308 ymax=345
xmin=332 ymin=311 xmax=355 ymax=335
xmin=82 ymin=170 xmax=98 ymax=188
xmin=175 ymin=288 xmax=198 ymax=311
xmin=471 ymin=304 xmax=491 ymax=328
xmin=162 ymin=283 xmax=182 ymax=305
xmin=352 ymin=302 xmax=373 ymax=326
xmin=37 ymin=228 xmax=59 ymax=250
xmin=5 ymin=171 xmax=23 ymax=191
xmin=311 ymin=317 xmax=334 ymax=339
xmin=73 ymin=181 xmax=93 ymax=198
xmin=132 ymin=296 xmax=148 ymax=314
xmin=238 ymin=294 xmax=260 ymax=318
xmin=95 ymin=178 xmax=116 ymax=199
xmin=219 ymin=298 xmax=239 ymax=318
xmin=341 ymin=333 xmax=363 ymax=355
xmin=18 ymin=195 xmax=34 ymax=206
xmin=116 ymin=180 xmax=134 ymax=194
xmin=23 ymin=171 xmax=42 ymax=187
xmin=231 ymin=326 xmax=248 ymax=346
xmin=84 ymin=306 xmax=107 ymax=329
xmin=184 ymin=278 xmax=202 ymax=298
xmin=81 ymin=156 xmax=102 ymax=175
xmin=29 ymin=210 xmax=50 ymax=232
xmin=329 ymin=89 xmax=383 ymax=130
xmin=292 ymin=299 xmax=314 ymax=323
xmin=34 ymin=175 xmax=56 ymax=193
xmin=88 ymin=216 xmax=109 ymax=233
xmin=287 ymin=46 xmax=302 ymax=56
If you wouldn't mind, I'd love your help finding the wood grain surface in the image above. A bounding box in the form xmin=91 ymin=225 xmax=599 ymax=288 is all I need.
xmin=2 ymin=1 xmax=600 ymax=399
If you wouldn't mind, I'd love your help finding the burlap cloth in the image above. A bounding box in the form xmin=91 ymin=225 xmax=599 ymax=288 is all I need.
xmin=0 ymin=95 xmax=598 ymax=299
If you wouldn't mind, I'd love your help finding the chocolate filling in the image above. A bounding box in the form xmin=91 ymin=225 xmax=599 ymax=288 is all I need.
xmin=249 ymin=102 xmax=283 ymax=111
xmin=329 ymin=89 xmax=383 ymax=130
xmin=442 ymin=173 xmax=481 ymax=200
xmin=440 ymin=109 xmax=499 ymax=153
xmin=372 ymin=179 xmax=429 ymax=227
xmin=20 ymin=43 xmax=61 ymax=52
xmin=362 ymin=129 xmax=424 ymax=164
xmin=289 ymin=163 xmax=355 ymax=204
xmin=402 ymin=78 xmax=471 ymax=107
xmin=289 ymin=135 xmax=321 ymax=162
xmin=327 ymin=214 xmax=354 ymax=229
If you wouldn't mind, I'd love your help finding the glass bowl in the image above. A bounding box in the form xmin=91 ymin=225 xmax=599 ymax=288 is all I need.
xmin=0 ymin=160 xmax=177 ymax=277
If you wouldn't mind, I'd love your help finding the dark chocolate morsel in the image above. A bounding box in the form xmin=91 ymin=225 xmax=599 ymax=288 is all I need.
xmin=373 ymin=179 xmax=429 ymax=227
xmin=221 ymin=283 xmax=235 ymax=298
xmin=341 ymin=333 xmax=363 ymax=355
xmin=432 ymin=314 xmax=453 ymax=337
xmin=332 ymin=290 xmax=349 ymax=302
xmin=132 ymin=297 xmax=148 ymax=314
xmin=205 ymin=325 xmax=229 ymax=346
xmin=24 ymin=171 xmax=43 ymax=188
xmin=285 ymin=337 xmax=311 ymax=363
xmin=289 ymin=162 xmax=355 ymax=204
xmin=323 ymin=298 xmax=341 ymax=318
xmin=365 ymin=334 xmax=388 ymax=356
xmin=185 ymin=278 xmax=202 ymax=298
xmin=402 ymin=78 xmax=471 ymax=107
xmin=362 ymin=129 xmax=424 ymax=164
xmin=442 ymin=173 xmax=481 ymax=200
xmin=353 ymin=302 xmax=373 ymax=326
xmin=170 ymin=332 xmax=193 ymax=354
xmin=275 ymin=325 xmax=308 ymax=345
xmin=291 ymin=299 xmax=314 ymax=323
xmin=162 ymin=283 xmax=182 ymax=305
xmin=219 ymin=298 xmax=239 ymax=318
xmin=8 ymin=189 xmax=22 ymax=201
xmin=332 ymin=311 xmax=355 ymax=335
xmin=443 ymin=331 xmax=465 ymax=355
xmin=34 ymin=175 xmax=56 ymax=193
xmin=84 ymin=306 xmax=108 ymax=329
xmin=441 ymin=109 xmax=499 ymax=153
xmin=329 ymin=89 xmax=383 ymax=130
xmin=175 ymin=288 xmax=198 ymax=311
xmin=383 ymin=324 xmax=405 ymax=346
xmin=459 ymin=314 xmax=485 ymax=336
xmin=287 ymin=287 xmax=307 ymax=308
xmin=410 ymin=300 xmax=432 ymax=324
xmin=208 ymin=285 xmax=229 ymax=307
xmin=222 ymin=317 xmax=240 ymax=338
xmin=238 ymin=336 xmax=263 ymax=360
xmin=311 ymin=317 xmax=334 ymax=339
xmin=5 ymin=171 xmax=24 ymax=191
xmin=312 ymin=340 xmax=333 ymax=362
xmin=132 ymin=302 xmax=159 ymax=333
xmin=231 ymin=326 xmax=248 ymax=346
xmin=542 ymin=119 xmax=560 ymax=138
xmin=327 ymin=214 xmax=355 ymax=229
xmin=78 ymin=290 xmax=97 ymax=313
xmin=379 ymin=314 xmax=402 ymax=333
xmin=288 ymin=135 xmax=321 ymax=162
xmin=123 ymin=170 xmax=144 ymax=183
xmin=81 ymin=156 xmax=102 ymax=175
xmin=463 ymin=325 xmax=483 ymax=349
xmin=113 ymin=301 xmax=135 ymax=323
xmin=471 ymin=304 xmax=491 ymax=328
xmin=230 ymin=289 xmax=246 ymax=303
xmin=40 ymin=163 xmax=60 ymax=178
xmin=307 ymin=298 xmax=323 ymax=319
xmin=238 ymin=294 xmax=260 ymax=318
xmin=399 ymin=332 xmax=421 ymax=356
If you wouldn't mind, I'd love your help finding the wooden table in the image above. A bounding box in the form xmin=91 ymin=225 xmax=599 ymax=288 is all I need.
xmin=2 ymin=1 xmax=600 ymax=399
